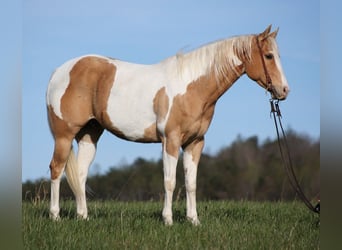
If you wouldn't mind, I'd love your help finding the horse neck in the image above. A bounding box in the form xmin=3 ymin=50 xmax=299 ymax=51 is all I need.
xmin=195 ymin=59 xmax=244 ymax=106
xmin=175 ymin=36 xmax=250 ymax=102
xmin=182 ymin=62 xmax=244 ymax=110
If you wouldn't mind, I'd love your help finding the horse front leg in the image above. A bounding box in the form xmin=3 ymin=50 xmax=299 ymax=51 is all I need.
xmin=161 ymin=136 xmax=180 ymax=226
xmin=182 ymin=138 xmax=204 ymax=226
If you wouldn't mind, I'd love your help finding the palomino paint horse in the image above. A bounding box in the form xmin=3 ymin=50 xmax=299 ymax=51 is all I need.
xmin=47 ymin=25 xmax=289 ymax=225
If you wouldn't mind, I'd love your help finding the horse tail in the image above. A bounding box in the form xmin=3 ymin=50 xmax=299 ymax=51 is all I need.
xmin=65 ymin=147 xmax=83 ymax=199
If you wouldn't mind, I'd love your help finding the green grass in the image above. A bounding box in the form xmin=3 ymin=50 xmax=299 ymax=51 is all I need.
xmin=23 ymin=200 xmax=319 ymax=249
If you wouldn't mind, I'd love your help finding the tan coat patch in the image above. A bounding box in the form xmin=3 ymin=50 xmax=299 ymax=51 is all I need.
xmin=47 ymin=105 xmax=75 ymax=179
xmin=60 ymin=56 xmax=117 ymax=129
xmin=142 ymin=123 xmax=159 ymax=142
xmin=153 ymin=87 xmax=169 ymax=124
xmin=164 ymin=66 xmax=244 ymax=157
xmin=162 ymin=77 xmax=215 ymax=157
xmin=47 ymin=105 xmax=78 ymax=140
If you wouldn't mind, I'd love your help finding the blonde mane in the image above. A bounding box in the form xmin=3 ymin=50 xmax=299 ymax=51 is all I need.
xmin=174 ymin=35 xmax=254 ymax=83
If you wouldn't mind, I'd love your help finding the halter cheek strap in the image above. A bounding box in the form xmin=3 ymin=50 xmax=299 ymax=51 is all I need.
xmin=255 ymin=36 xmax=273 ymax=92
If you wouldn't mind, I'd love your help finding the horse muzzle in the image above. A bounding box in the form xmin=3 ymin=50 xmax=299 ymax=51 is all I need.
xmin=269 ymin=85 xmax=289 ymax=101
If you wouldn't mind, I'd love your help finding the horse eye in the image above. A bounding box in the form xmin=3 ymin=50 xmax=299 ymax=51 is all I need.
xmin=265 ymin=53 xmax=274 ymax=60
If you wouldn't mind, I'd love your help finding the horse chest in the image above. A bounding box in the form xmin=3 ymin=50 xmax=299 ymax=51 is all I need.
xmin=184 ymin=105 xmax=215 ymax=138
xmin=163 ymin=98 xmax=215 ymax=143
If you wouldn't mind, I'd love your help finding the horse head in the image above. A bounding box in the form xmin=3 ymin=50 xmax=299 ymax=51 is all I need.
xmin=245 ymin=25 xmax=289 ymax=100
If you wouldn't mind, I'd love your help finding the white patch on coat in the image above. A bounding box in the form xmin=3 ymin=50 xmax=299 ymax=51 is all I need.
xmin=46 ymin=58 xmax=78 ymax=119
xmin=269 ymin=39 xmax=289 ymax=90
xmin=105 ymin=56 xmax=200 ymax=140
xmin=105 ymin=60 xmax=166 ymax=140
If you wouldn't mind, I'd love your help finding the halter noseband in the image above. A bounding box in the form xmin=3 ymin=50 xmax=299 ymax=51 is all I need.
xmin=255 ymin=36 xmax=273 ymax=93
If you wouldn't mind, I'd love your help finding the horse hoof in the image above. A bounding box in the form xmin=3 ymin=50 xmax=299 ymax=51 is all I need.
xmin=163 ymin=217 xmax=173 ymax=226
xmin=77 ymin=214 xmax=89 ymax=220
xmin=49 ymin=213 xmax=60 ymax=221
xmin=187 ymin=216 xmax=200 ymax=226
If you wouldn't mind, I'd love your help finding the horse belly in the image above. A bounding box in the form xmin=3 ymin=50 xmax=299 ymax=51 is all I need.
xmin=106 ymin=99 xmax=158 ymax=142
xmin=104 ymin=66 xmax=162 ymax=142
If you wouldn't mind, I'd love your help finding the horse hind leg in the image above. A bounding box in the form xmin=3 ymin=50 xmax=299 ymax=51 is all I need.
xmin=73 ymin=119 xmax=103 ymax=219
xmin=49 ymin=137 xmax=73 ymax=220
xmin=48 ymin=110 xmax=102 ymax=220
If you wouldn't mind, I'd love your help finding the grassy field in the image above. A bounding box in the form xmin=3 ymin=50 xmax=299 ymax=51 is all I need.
xmin=22 ymin=200 xmax=319 ymax=249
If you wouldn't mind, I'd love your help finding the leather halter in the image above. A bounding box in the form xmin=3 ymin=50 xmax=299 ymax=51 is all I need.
xmin=255 ymin=36 xmax=273 ymax=93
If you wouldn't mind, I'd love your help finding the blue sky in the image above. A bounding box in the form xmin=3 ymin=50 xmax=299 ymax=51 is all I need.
xmin=22 ymin=0 xmax=319 ymax=181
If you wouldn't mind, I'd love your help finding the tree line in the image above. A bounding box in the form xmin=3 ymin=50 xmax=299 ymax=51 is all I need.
xmin=22 ymin=130 xmax=320 ymax=203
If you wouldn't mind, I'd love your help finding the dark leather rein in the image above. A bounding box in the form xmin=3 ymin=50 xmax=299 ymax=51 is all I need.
xmin=256 ymin=36 xmax=320 ymax=214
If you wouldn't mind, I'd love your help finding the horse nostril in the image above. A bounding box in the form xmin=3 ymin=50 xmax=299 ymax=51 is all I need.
xmin=283 ymin=86 xmax=289 ymax=94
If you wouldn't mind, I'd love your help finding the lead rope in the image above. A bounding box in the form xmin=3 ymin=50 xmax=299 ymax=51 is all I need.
xmin=270 ymin=99 xmax=320 ymax=214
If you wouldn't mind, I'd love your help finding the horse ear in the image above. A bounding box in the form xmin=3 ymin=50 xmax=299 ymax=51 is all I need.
xmin=269 ymin=27 xmax=279 ymax=39
xmin=258 ymin=25 xmax=272 ymax=40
